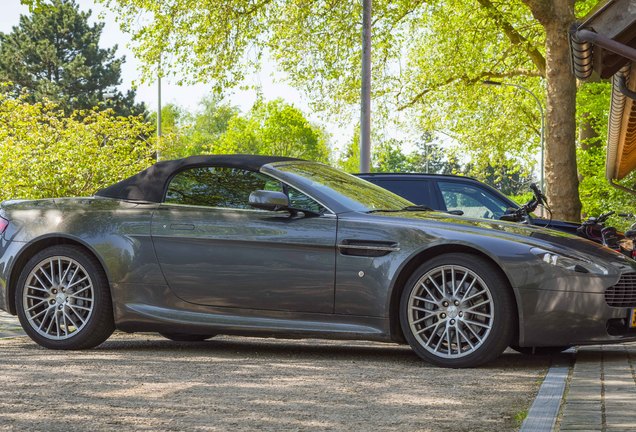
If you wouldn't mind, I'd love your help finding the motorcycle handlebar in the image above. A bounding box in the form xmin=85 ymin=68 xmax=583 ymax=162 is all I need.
xmin=500 ymin=183 xmax=545 ymax=222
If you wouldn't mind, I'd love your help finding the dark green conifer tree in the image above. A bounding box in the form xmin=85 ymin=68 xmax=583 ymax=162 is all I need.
xmin=0 ymin=0 xmax=144 ymax=116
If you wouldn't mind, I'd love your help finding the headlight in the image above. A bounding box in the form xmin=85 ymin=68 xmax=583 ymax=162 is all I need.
xmin=530 ymin=247 xmax=608 ymax=275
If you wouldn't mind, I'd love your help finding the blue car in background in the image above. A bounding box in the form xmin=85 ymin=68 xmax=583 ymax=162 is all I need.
xmin=357 ymin=173 xmax=580 ymax=234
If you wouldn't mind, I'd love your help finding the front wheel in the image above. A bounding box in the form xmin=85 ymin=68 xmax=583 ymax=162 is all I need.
xmin=399 ymin=253 xmax=515 ymax=368
xmin=16 ymin=245 xmax=115 ymax=349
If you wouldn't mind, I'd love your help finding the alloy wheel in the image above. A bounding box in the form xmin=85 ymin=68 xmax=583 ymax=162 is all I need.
xmin=407 ymin=264 xmax=494 ymax=359
xmin=22 ymin=256 xmax=94 ymax=340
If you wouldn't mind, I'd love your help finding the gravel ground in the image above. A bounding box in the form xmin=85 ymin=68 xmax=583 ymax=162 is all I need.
xmin=0 ymin=331 xmax=550 ymax=432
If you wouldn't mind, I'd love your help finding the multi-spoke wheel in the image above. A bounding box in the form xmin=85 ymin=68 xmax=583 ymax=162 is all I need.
xmin=16 ymin=245 xmax=114 ymax=349
xmin=400 ymin=253 xmax=514 ymax=368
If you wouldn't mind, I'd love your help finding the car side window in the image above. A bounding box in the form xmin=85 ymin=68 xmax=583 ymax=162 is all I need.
xmin=286 ymin=187 xmax=325 ymax=213
xmin=165 ymin=167 xmax=275 ymax=209
xmin=165 ymin=166 xmax=325 ymax=213
xmin=368 ymin=179 xmax=439 ymax=210
xmin=437 ymin=181 xmax=509 ymax=219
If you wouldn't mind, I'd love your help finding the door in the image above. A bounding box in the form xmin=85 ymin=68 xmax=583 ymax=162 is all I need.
xmin=151 ymin=166 xmax=336 ymax=313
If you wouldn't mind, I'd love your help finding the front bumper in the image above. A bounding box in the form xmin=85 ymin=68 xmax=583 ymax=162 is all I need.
xmin=518 ymin=287 xmax=636 ymax=347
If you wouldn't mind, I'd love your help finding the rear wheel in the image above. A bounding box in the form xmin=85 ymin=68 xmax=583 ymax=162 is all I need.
xmin=159 ymin=333 xmax=215 ymax=342
xmin=16 ymin=245 xmax=114 ymax=349
xmin=399 ymin=253 xmax=515 ymax=368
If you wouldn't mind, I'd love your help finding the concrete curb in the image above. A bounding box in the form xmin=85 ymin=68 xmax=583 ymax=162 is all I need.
xmin=520 ymin=357 xmax=571 ymax=432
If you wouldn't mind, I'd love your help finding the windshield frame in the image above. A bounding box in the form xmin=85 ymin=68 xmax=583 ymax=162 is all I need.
xmin=264 ymin=161 xmax=415 ymax=214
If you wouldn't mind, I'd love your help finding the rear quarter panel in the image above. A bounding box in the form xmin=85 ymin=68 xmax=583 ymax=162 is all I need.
xmin=0 ymin=198 xmax=163 ymax=313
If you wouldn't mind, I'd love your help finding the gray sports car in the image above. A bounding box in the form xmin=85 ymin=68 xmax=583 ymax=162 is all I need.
xmin=1 ymin=155 xmax=635 ymax=368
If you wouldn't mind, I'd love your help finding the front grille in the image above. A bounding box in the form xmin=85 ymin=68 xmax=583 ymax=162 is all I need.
xmin=605 ymin=272 xmax=636 ymax=307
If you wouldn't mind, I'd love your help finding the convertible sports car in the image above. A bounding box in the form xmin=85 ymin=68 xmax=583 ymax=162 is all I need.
xmin=1 ymin=155 xmax=636 ymax=368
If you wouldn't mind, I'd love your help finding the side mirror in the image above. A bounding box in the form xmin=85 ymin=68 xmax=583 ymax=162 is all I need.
xmin=249 ymin=190 xmax=289 ymax=211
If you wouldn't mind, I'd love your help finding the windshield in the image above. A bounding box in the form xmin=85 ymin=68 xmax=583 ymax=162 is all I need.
xmin=271 ymin=161 xmax=413 ymax=212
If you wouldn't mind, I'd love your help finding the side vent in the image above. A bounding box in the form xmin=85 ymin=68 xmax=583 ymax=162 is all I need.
xmin=337 ymin=240 xmax=400 ymax=257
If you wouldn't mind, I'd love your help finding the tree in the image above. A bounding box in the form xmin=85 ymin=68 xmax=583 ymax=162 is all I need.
xmin=1 ymin=0 xmax=143 ymax=116
xmin=188 ymin=95 xmax=239 ymax=152
xmin=151 ymin=97 xmax=330 ymax=163
xmin=100 ymin=0 xmax=605 ymax=219
xmin=152 ymin=97 xmax=240 ymax=159
xmin=518 ymin=0 xmax=579 ymax=220
xmin=0 ymin=88 xmax=156 ymax=200
xmin=215 ymin=99 xmax=331 ymax=162
xmin=338 ymin=130 xmax=461 ymax=175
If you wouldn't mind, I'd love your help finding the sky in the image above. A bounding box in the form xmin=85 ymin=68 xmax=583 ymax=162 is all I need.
xmin=0 ymin=0 xmax=353 ymax=149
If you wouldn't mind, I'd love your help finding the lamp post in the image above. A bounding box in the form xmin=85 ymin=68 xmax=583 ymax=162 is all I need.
xmin=157 ymin=57 xmax=162 ymax=162
xmin=482 ymin=80 xmax=545 ymax=192
xmin=360 ymin=0 xmax=372 ymax=173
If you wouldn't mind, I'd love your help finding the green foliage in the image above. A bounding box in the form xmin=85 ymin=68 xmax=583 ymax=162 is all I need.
xmin=0 ymin=89 xmax=155 ymax=200
xmin=23 ymin=0 xmax=626 ymax=219
xmin=576 ymin=81 xmax=636 ymax=229
xmin=338 ymin=129 xmax=532 ymax=196
xmin=337 ymin=128 xmax=362 ymax=173
xmin=100 ymin=0 xmax=548 ymax=184
xmin=102 ymin=0 xmax=613 ymax=220
xmin=467 ymin=163 xmax=535 ymax=197
xmin=577 ymin=143 xmax=636 ymax=230
xmin=371 ymin=139 xmax=462 ymax=175
xmin=1 ymin=0 xmax=144 ymax=116
xmin=158 ymin=98 xmax=331 ymax=163
xmin=507 ymin=192 xmax=531 ymax=207
xmin=216 ymin=99 xmax=330 ymax=162
xmin=188 ymin=96 xmax=239 ymax=154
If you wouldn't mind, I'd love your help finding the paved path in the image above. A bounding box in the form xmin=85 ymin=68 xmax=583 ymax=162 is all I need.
xmin=0 ymin=310 xmax=23 ymax=338
xmin=557 ymin=344 xmax=636 ymax=432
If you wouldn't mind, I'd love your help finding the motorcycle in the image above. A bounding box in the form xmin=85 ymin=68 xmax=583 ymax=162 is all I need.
xmin=616 ymin=213 xmax=636 ymax=259
xmin=577 ymin=211 xmax=621 ymax=250
xmin=500 ymin=184 xmax=632 ymax=256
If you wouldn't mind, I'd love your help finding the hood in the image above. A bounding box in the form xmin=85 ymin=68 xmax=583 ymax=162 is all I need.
xmin=373 ymin=210 xmax=632 ymax=264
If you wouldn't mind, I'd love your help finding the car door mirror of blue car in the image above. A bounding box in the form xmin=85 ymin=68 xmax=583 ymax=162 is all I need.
xmin=249 ymin=190 xmax=291 ymax=212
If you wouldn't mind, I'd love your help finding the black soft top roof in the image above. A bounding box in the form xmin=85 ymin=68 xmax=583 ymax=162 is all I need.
xmin=95 ymin=154 xmax=300 ymax=202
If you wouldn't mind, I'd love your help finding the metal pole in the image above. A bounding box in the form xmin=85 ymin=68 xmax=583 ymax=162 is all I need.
xmin=360 ymin=0 xmax=372 ymax=173
xmin=425 ymin=141 xmax=429 ymax=173
xmin=482 ymin=81 xmax=545 ymax=192
xmin=157 ymin=59 xmax=162 ymax=162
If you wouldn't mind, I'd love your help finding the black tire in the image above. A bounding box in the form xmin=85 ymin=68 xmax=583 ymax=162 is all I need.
xmin=159 ymin=333 xmax=215 ymax=342
xmin=399 ymin=253 xmax=515 ymax=368
xmin=510 ymin=345 xmax=570 ymax=355
xmin=15 ymin=245 xmax=115 ymax=349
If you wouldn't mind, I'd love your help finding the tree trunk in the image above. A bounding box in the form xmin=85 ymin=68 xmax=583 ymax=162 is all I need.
xmin=522 ymin=0 xmax=581 ymax=221
xmin=542 ymin=17 xmax=581 ymax=221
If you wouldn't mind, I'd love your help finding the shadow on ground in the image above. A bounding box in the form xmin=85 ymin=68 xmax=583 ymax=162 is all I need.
xmin=0 ymin=334 xmax=552 ymax=432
